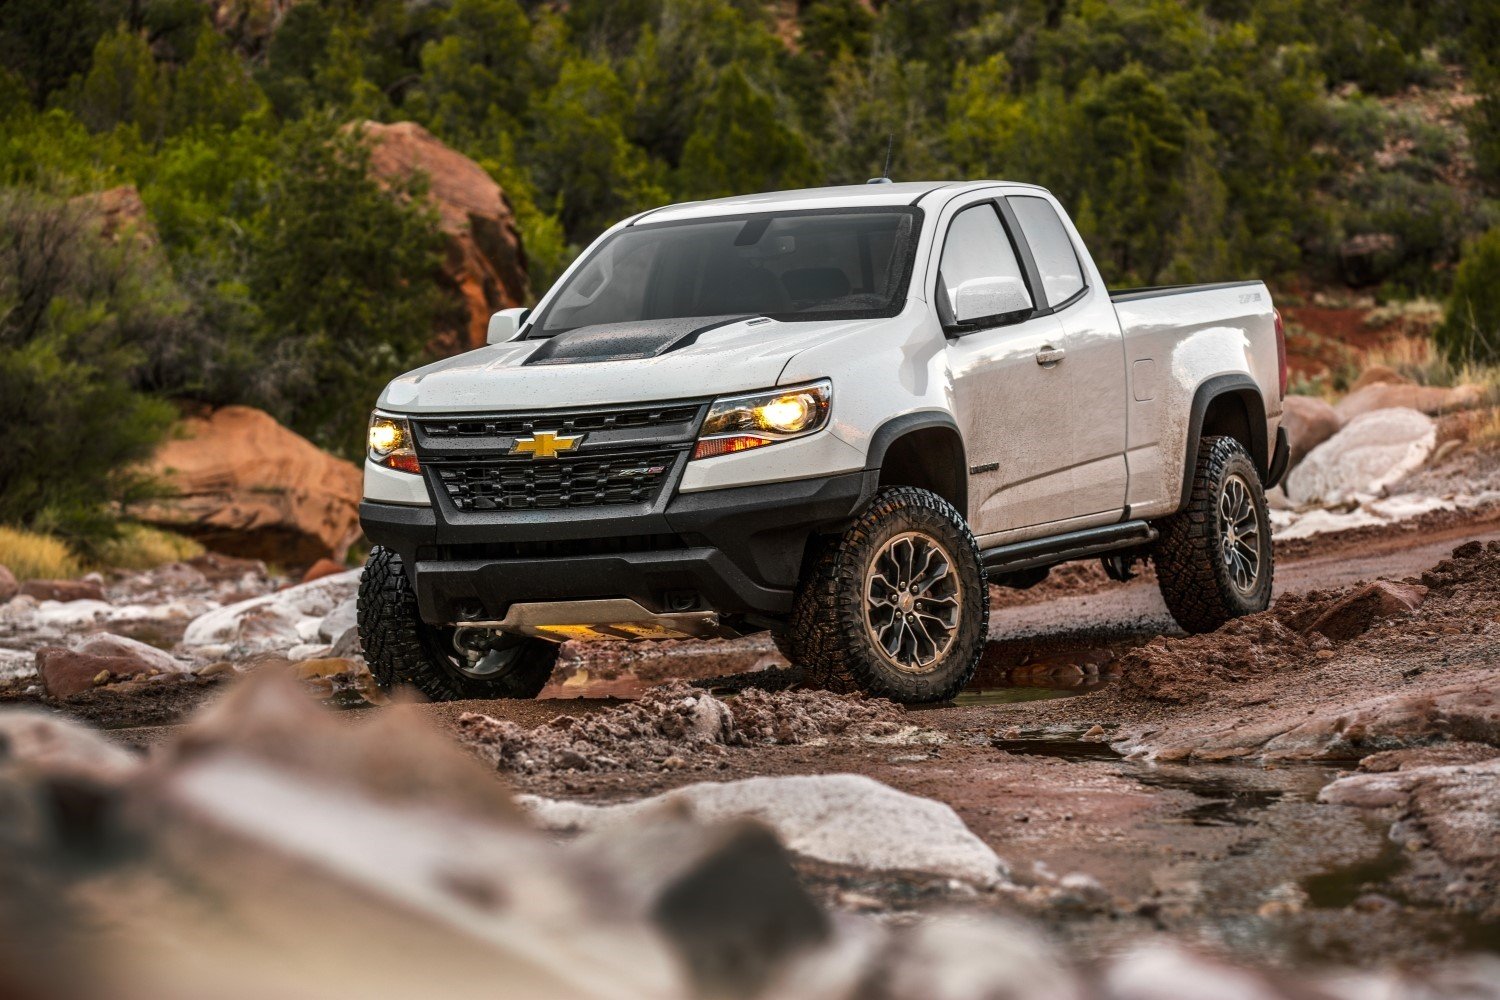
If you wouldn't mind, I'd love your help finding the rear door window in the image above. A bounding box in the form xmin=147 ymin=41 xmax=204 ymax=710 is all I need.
xmin=1008 ymin=196 xmax=1086 ymax=307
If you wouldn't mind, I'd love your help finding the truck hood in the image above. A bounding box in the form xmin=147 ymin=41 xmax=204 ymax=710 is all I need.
xmin=377 ymin=315 xmax=869 ymax=412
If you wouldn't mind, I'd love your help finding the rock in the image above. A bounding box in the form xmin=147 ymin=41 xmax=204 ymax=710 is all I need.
xmin=1319 ymin=757 xmax=1500 ymax=918
xmin=1279 ymin=395 xmax=1342 ymax=471
xmin=129 ymin=406 xmax=363 ymax=565
xmin=35 ymin=646 xmax=158 ymax=699
xmin=1335 ymin=382 xmax=1485 ymax=422
xmin=70 ymin=184 xmax=157 ymax=250
xmin=0 ymin=710 xmax=142 ymax=853
xmin=0 ymin=710 xmax=139 ymax=782
xmin=19 ymin=578 xmax=105 ymax=603
xmin=358 ymin=120 xmax=531 ymax=353
xmin=180 ymin=569 xmax=360 ymax=656
xmin=869 ymin=915 xmax=1085 ymax=1000
xmin=0 ymin=564 xmax=16 ymax=603
xmin=1284 ymin=407 xmax=1435 ymax=505
xmin=1302 ymin=580 xmax=1428 ymax=642
xmin=73 ymin=632 xmax=190 ymax=675
xmin=522 ymin=773 xmax=1008 ymax=887
xmin=317 ymin=596 xmax=357 ymax=643
xmin=330 ymin=625 xmax=363 ymax=659
xmin=1140 ymin=676 xmax=1500 ymax=763
xmin=1349 ymin=364 xmax=1409 ymax=391
xmin=301 ymin=558 xmax=346 ymax=584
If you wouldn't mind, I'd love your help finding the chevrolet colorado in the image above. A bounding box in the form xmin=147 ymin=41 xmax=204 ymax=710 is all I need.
xmin=357 ymin=181 xmax=1289 ymax=704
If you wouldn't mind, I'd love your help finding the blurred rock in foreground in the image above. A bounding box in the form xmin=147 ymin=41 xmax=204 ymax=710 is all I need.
xmin=2 ymin=672 xmax=1497 ymax=1000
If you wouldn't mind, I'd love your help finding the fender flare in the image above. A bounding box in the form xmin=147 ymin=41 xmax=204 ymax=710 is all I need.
xmin=864 ymin=410 xmax=969 ymax=515
xmin=1179 ymin=374 xmax=1270 ymax=508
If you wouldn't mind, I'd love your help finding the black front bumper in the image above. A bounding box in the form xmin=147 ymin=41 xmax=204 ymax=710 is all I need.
xmin=360 ymin=471 xmax=876 ymax=625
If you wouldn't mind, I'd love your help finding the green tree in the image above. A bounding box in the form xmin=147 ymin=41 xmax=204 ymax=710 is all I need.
xmin=0 ymin=189 xmax=176 ymax=541
xmin=67 ymin=28 xmax=169 ymax=141
xmin=169 ymin=27 xmax=268 ymax=134
xmin=678 ymin=65 xmax=819 ymax=199
xmin=407 ymin=0 xmax=533 ymax=144
xmin=1436 ymin=228 xmax=1500 ymax=365
xmin=243 ymin=121 xmax=455 ymax=455
xmin=526 ymin=58 xmax=667 ymax=240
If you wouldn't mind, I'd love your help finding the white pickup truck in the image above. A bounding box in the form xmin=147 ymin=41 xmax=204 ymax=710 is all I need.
xmin=357 ymin=181 xmax=1289 ymax=704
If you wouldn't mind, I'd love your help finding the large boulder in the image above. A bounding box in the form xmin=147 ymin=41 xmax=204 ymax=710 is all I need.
xmin=0 ymin=564 xmax=16 ymax=604
xmin=1335 ymin=381 xmax=1485 ymax=421
xmin=131 ymin=405 xmax=362 ymax=565
xmin=357 ymin=120 xmax=531 ymax=353
xmin=1284 ymin=407 xmax=1435 ymax=506
xmin=1278 ymin=395 xmax=1342 ymax=471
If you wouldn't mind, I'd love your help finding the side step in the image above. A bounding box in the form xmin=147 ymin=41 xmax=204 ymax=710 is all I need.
xmin=980 ymin=520 xmax=1158 ymax=574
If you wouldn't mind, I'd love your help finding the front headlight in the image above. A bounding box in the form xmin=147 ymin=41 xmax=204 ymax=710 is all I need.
xmin=693 ymin=380 xmax=831 ymax=460
xmin=368 ymin=412 xmax=420 ymax=474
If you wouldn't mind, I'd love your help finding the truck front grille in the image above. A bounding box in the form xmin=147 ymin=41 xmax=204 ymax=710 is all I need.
xmin=419 ymin=404 xmax=701 ymax=439
xmin=431 ymin=448 xmax=682 ymax=511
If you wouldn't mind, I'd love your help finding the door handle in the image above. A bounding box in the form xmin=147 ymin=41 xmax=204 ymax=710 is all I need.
xmin=1036 ymin=346 xmax=1066 ymax=366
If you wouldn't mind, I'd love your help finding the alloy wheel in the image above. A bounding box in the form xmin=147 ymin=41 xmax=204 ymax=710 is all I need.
xmin=862 ymin=531 xmax=963 ymax=673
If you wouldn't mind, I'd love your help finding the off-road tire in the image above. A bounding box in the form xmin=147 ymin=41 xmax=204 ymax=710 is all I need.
xmin=1153 ymin=435 xmax=1274 ymax=634
xmin=357 ymin=546 xmax=558 ymax=701
xmin=786 ymin=487 xmax=988 ymax=704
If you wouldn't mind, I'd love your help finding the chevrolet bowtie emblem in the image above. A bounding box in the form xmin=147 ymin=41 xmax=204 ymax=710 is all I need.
xmin=510 ymin=430 xmax=582 ymax=459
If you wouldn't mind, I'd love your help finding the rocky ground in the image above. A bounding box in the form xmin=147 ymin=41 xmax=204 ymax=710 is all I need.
xmin=3 ymin=394 xmax=1499 ymax=999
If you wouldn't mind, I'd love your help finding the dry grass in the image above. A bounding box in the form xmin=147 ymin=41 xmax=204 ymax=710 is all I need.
xmin=0 ymin=525 xmax=82 ymax=581
xmin=92 ymin=524 xmax=204 ymax=570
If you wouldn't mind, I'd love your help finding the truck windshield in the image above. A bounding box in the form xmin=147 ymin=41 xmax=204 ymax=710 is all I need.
xmin=532 ymin=208 xmax=922 ymax=335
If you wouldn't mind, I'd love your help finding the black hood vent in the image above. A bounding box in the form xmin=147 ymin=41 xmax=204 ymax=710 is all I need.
xmin=522 ymin=315 xmax=752 ymax=366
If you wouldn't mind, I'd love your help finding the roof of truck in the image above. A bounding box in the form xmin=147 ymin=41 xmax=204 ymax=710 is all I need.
xmin=630 ymin=180 xmax=1046 ymax=225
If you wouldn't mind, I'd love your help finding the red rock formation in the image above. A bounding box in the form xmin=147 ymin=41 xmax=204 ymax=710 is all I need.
xmin=132 ymin=406 xmax=363 ymax=565
xmin=357 ymin=120 xmax=531 ymax=353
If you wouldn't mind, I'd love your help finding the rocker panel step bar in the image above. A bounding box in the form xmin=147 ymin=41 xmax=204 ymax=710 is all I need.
xmin=980 ymin=520 xmax=1158 ymax=574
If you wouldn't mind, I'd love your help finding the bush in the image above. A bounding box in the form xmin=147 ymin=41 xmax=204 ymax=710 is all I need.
xmin=0 ymin=188 xmax=176 ymax=541
xmin=1436 ymin=228 xmax=1500 ymax=365
xmin=0 ymin=525 xmax=81 ymax=581
xmin=92 ymin=523 xmax=204 ymax=570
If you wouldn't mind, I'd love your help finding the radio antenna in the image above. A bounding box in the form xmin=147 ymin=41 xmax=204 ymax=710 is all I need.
xmin=868 ymin=133 xmax=896 ymax=185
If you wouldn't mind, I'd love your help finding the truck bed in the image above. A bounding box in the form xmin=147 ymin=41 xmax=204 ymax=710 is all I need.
xmin=1108 ymin=279 xmax=1264 ymax=303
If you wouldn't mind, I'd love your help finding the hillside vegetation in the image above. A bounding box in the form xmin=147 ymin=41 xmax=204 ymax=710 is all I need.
xmin=2 ymin=0 xmax=1499 ymax=544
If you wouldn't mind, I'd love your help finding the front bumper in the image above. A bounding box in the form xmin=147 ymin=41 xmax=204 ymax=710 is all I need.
xmin=360 ymin=471 xmax=876 ymax=625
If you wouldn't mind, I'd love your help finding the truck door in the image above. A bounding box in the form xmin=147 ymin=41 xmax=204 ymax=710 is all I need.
xmin=1004 ymin=193 xmax=1129 ymax=526
xmin=940 ymin=199 xmax=1078 ymax=538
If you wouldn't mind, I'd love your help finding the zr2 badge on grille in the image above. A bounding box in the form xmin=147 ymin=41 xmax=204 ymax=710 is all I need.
xmin=509 ymin=430 xmax=583 ymax=459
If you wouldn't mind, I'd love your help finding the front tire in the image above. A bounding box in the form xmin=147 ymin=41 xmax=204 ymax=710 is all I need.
xmin=786 ymin=487 xmax=988 ymax=704
xmin=357 ymin=546 xmax=558 ymax=701
xmin=1152 ymin=436 xmax=1274 ymax=633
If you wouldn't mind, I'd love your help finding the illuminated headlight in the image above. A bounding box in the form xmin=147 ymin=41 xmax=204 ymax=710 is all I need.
xmin=693 ymin=381 xmax=831 ymax=461
xmin=368 ymin=412 xmax=420 ymax=474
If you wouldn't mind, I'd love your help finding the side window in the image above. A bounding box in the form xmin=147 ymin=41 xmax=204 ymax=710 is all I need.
xmin=938 ymin=204 xmax=1029 ymax=305
xmin=1008 ymin=196 xmax=1086 ymax=306
xmin=936 ymin=203 xmax=1032 ymax=328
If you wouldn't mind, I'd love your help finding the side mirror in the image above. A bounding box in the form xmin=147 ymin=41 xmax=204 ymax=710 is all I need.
xmin=951 ymin=276 xmax=1032 ymax=327
xmin=486 ymin=307 xmax=531 ymax=344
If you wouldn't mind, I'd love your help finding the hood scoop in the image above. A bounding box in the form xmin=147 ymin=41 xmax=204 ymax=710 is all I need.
xmin=523 ymin=315 xmax=753 ymax=366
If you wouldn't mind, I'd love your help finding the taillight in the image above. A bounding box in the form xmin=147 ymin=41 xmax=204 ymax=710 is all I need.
xmin=1273 ymin=308 xmax=1287 ymax=399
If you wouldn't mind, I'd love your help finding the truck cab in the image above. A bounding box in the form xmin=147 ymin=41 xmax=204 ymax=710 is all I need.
xmin=358 ymin=181 xmax=1288 ymax=704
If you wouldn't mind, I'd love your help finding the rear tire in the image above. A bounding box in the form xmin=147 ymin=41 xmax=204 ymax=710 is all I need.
xmin=1152 ymin=435 xmax=1274 ymax=633
xmin=785 ymin=487 xmax=987 ymax=704
xmin=357 ymin=546 xmax=558 ymax=701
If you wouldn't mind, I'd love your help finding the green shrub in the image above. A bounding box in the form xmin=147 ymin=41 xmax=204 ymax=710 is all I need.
xmin=0 ymin=188 xmax=176 ymax=542
xmin=1436 ymin=228 xmax=1500 ymax=365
